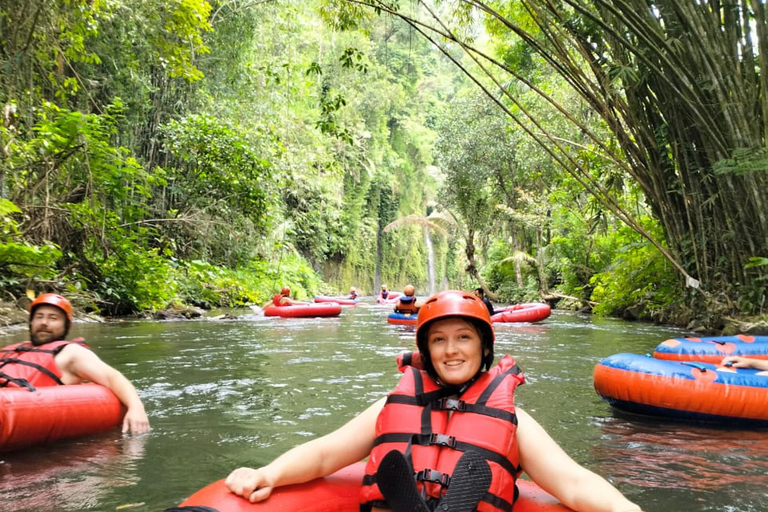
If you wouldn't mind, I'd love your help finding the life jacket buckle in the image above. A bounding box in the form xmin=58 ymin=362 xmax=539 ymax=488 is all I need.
xmin=436 ymin=397 xmax=466 ymax=411
xmin=429 ymin=433 xmax=457 ymax=448
xmin=415 ymin=468 xmax=451 ymax=487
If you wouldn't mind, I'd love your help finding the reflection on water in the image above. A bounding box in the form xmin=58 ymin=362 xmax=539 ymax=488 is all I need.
xmin=2 ymin=304 xmax=766 ymax=511
xmin=596 ymin=418 xmax=768 ymax=489
xmin=593 ymin=418 xmax=768 ymax=511
xmin=0 ymin=434 xmax=147 ymax=511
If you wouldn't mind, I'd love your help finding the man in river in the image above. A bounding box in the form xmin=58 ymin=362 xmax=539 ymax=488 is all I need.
xmin=393 ymin=284 xmax=421 ymax=314
xmin=0 ymin=293 xmax=150 ymax=434
xmin=473 ymin=287 xmax=495 ymax=316
xmin=269 ymin=286 xmax=308 ymax=307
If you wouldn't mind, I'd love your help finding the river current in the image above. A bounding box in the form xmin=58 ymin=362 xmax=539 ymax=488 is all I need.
xmin=1 ymin=300 xmax=767 ymax=511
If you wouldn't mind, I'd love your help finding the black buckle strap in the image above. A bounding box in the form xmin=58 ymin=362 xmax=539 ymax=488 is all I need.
xmin=0 ymin=371 xmax=36 ymax=391
xmin=434 ymin=397 xmax=517 ymax=423
xmin=415 ymin=468 xmax=451 ymax=487
xmin=435 ymin=397 xmax=466 ymax=411
xmin=429 ymin=433 xmax=457 ymax=448
xmin=9 ymin=345 xmax=59 ymax=354
xmin=0 ymin=359 xmax=64 ymax=386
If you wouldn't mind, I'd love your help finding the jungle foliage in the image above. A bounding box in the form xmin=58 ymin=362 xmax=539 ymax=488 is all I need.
xmin=0 ymin=0 xmax=764 ymax=327
xmin=0 ymin=0 xmax=448 ymax=314
xmin=331 ymin=0 xmax=768 ymax=325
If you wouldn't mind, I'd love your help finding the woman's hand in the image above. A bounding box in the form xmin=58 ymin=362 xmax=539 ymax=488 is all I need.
xmin=721 ymin=356 xmax=768 ymax=370
xmin=225 ymin=467 xmax=276 ymax=503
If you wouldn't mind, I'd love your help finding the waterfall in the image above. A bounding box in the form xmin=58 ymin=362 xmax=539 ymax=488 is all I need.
xmin=424 ymin=227 xmax=435 ymax=295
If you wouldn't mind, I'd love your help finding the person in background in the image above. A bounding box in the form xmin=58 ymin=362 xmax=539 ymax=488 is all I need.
xmin=474 ymin=287 xmax=495 ymax=316
xmin=226 ymin=290 xmax=642 ymax=512
xmin=266 ymin=286 xmax=308 ymax=307
xmin=380 ymin=284 xmax=390 ymax=300
xmin=0 ymin=293 xmax=150 ymax=434
xmin=393 ymin=284 xmax=421 ymax=315
xmin=348 ymin=287 xmax=358 ymax=300
xmin=721 ymin=356 xmax=768 ymax=371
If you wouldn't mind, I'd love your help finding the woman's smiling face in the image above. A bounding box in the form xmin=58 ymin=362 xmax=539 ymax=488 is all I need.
xmin=426 ymin=317 xmax=486 ymax=385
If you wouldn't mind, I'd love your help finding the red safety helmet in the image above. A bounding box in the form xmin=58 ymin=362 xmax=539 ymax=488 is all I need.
xmin=416 ymin=290 xmax=495 ymax=379
xmin=29 ymin=293 xmax=74 ymax=323
xmin=280 ymin=286 xmax=291 ymax=296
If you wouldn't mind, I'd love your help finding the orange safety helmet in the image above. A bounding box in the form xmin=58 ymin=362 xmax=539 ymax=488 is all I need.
xmin=416 ymin=290 xmax=495 ymax=379
xmin=29 ymin=293 xmax=73 ymax=337
xmin=280 ymin=286 xmax=291 ymax=296
xmin=29 ymin=293 xmax=74 ymax=323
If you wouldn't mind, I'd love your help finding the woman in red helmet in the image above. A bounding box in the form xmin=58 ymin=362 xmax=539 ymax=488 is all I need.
xmin=226 ymin=290 xmax=642 ymax=512
xmin=0 ymin=293 xmax=149 ymax=434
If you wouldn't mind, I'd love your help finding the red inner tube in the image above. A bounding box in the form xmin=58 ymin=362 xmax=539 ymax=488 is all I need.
xmin=491 ymin=303 xmax=551 ymax=323
xmin=263 ymin=303 xmax=341 ymax=318
xmin=0 ymin=383 xmax=124 ymax=452
xmin=179 ymin=461 xmax=572 ymax=511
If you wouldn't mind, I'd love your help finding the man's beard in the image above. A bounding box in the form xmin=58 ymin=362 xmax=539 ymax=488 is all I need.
xmin=30 ymin=329 xmax=66 ymax=346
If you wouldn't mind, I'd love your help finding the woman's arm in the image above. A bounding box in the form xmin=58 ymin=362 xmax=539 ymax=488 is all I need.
xmin=226 ymin=397 xmax=385 ymax=503
xmin=516 ymin=408 xmax=641 ymax=512
xmin=721 ymin=356 xmax=768 ymax=370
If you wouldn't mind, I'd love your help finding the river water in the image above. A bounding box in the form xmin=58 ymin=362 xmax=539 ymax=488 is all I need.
xmin=1 ymin=301 xmax=767 ymax=511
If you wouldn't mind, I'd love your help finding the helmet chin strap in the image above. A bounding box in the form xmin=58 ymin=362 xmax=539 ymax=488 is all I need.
xmin=459 ymin=370 xmax=483 ymax=395
xmin=436 ymin=369 xmax=482 ymax=397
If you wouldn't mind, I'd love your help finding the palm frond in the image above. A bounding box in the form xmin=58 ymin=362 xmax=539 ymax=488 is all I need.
xmin=384 ymin=215 xmax=449 ymax=236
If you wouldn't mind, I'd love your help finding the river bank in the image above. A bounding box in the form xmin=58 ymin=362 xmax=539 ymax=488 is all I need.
xmin=0 ymin=300 xmax=209 ymax=339
xmin=2 ymin=297 xmax=767 ymax=337
xmin=619 ymin=302 xmax=768 ymax=336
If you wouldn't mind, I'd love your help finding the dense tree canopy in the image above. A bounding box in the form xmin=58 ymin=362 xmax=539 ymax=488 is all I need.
xmin=339 ymin=0 xmax=768 ymax=321
xmin=1 ymin=0 xmax=765 ymax=328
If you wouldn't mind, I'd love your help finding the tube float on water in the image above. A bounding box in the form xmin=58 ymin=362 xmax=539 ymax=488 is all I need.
xmin=386 ymin=312 xmax=417 ymax=325
xmin=653 ymin=334 xmax=768 ymax=363
xmin=0 ymin=383 xmax=124 ymax=452
xmin=594 ymin=352 xmax=768 ymax=426
xmin=173 ymin=461 xmax=573 ymax=511
xmin=314 ymin=296 xmax=359 ymax=306
xmin=263 ymin=303 xmax=342 ymax=318
xmin=491 ymin=303 xmax=551 ymax=323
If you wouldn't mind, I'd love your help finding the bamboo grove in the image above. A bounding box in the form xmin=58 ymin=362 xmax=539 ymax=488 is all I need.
xmin=350 ymin=0 xmax=768 ymax=318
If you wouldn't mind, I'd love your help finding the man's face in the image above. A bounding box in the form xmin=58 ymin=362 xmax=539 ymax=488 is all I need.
xmin=30 ymin=305 xmax=67 ymax=346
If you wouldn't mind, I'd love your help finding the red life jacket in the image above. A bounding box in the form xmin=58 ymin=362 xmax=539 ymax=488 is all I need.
xmin=394 ymin=295 xmax=418 ymax=314
xmin=360 ymin=354 xmax=525 ymax=512
xmin=273 ymin=294 xmax=288 ymax=307
xmin=0 ymin=338 xmax=88 ymax=391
